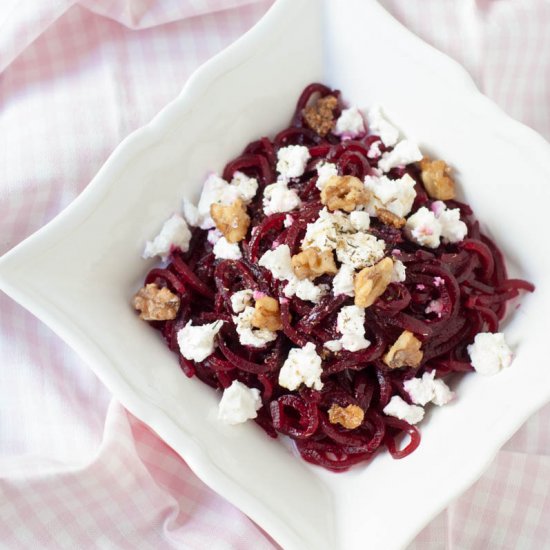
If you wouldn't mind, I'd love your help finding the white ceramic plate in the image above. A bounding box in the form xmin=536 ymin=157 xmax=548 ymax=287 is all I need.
xmin=1 ymin=1 xmax=549 ymax=548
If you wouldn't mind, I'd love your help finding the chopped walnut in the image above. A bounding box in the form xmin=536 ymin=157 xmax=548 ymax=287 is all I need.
xmin=303 ymin=95 xmax=338 ymax=137
xmin=354 ymin=257 xmax=393 ymax=308
xmin=133 ymin=284 xmax=180 ymax=321
xmin=383 ymin=330 xmax=423 ymax=369
xmin=291 ymin=247 xmax=337 ymax=280
xmin=419 ymin=157 xmax=456 ymax=200
xmin=376 ymin=207 xmax=406 ymax=229
xmin=251 ymin=296 xmax=282 ymax=331
xmin=328 ymin=404 xmax=364 ymax=430
xmin=320 ymin=175 xmax=370 ymax=212
xmin=210 ymin=199 xmax=250 ymax=243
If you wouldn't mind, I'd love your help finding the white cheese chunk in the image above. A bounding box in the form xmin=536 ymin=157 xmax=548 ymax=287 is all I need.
xmin=213 ymin=237 xmax=242 ymax=260
xmin=383 ymin=395 xmax=425 ymax=425
xmin=316 ymin=161 xmax=338 ymax=190
xmin=263 ymin=182 xmax=301 ymax=215
xmin=182 ymin=198 xmax=200 ymax=227
xmin=218 ymin=380 xmax=262 ymax=425
xmin=177 ymin=320 xmax=223 ymax=362
xmin=334 ymin=107 xmax=365 ymax=139
xmin=302 ymin=208 xmax=353 ymax=252
xmin=231 ymin=171 xmax=259 ymax=202
xmin=143 ymin=214 xmax=191 ymax=261
xmin=391 ymin=259 xmax=407 ymax=283
xmin=233 ymin=306 xmax=277 ymax=348
xmin=196 ymin=173 xmax=240 ymax=229
xmin=258 ymin=244 xmax=295 ymax=281
xmin=467 ymin=332 xmax=514 ymax=375
xmin=336 ymin=232 xmax=386 ymax=269
xmin=284 ymin=278 xmax=328 ymax=303
xmin=404 ymin=371 xmax=454 ymax=406
xmin=378 ymin=139 xmax=423 ymax=172
xmin=349 ymin=210 xmax=371 ymax=231
xmin=326 ymin=305 xmax=371 ymax=352
xmin=364 ymin=173 xmax=417 ymax=218
xmin=276 ymin=145 xmax=311 ymax=179
xmin=404 ymin=207 xmax=442 ymax=249
xmin=278 ymin=342 xmax=324 ymax=391
xmin=230 ymin=289 xmax=254 ymax=313
xmin=367 ymin=105 xmax=400 ymax=147
xmin=332 ymin=264 xmax=356 ymax=297
xmin=438 ymin=207 xmax=468 ymax=244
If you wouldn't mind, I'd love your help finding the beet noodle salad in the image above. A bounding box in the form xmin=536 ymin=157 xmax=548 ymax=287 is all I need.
xmin=133 ymin=83 xmax=534 ymax=472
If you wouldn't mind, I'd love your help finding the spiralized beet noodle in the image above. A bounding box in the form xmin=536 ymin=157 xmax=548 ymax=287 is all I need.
xmin=140 ymin=84 xmax=534 ymax=471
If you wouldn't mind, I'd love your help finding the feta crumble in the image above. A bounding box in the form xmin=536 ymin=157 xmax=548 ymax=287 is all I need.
xmin=284 ymin=278 xmax=328 ymax=303
xmin=182 ymin=198 xmax=200 ymax=227
xmin=325 ymin=305 xmax=371 ymax=352
xmin=367 ymin=140 xmax=383 ymax=159
xmin=230 ymin=289 xmax=254 ymax=313
xmin=284 ymin=214 xmax=294 ymax=228
xmin=263 ymin=182 xmax=301 ymax=215
xmin=233 ymin=306 xmax=277 ymax=348
xmin=404 ymin=371 xmax=454 ymax=407
xmin=143 ymin=214 xmax=191 ymax=261
xmin=378 ymin=139 xmax=423 ymax=173
xmin=404 ymin=207 xmax=442 ymax=249
xmin=391 ymin=259 xmax=407 ymax=283
xmin=302 ymin=208 xmax=352 ymax=252
xmin=218 ymin=380 xmax=262 ymax=425
xmin=279 ymin=342 xmax=324 ymax=391
xmin=231 ymin=171 xmax=259 ymax=202
xmin=349 ymin=210 xmax=370 ymax=231
xmin=334 ymin=107 xmax=365 ymax=139
xmin=367 ymin=105 xmax=399 ymax=147
xmin=364 ymin=173 xmax=417 ymax=218
xmin=207 ymin=228 xmax=223 ymax=245
xmin=336 ymin=232 xmax=386 ymax=270
xmin=316 ymin=161 xmax=338 ymax=190
xmin=438 ymin=207 xmax=468 ymax=243
xmin=196 ymin=173 xmax=240 ymax=229
xmin=177 ymin=320 xmax=223 ymax=362
xmin=383 ymin=395 xmax=425 ymax=425
xmin=332 ymin=264 xmax=356 ymax=297
xmin=276 ymin=145 xmax=311 ymax=180
xmin=467 ymin=332 xmax=514 ymax=375
xmin=258 ymin=244 xmax=295 ymax=281
xmin=213 ymin=237 xmax=242 ymax=260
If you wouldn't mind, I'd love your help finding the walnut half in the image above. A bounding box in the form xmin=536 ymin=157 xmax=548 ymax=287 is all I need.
xmin=303 ymin=95 xmax=338 ymax=137
xmin=133 ymin=284 xmax=180 ymax=321
xmin=383 ymin=330 xmax=423 ymax=369
xmin=354 ymin=257 xmax=394 ymax=308
xmin=251 ymin=296 xmax=282 ymax=332
xmin=291 ymin=247 xmax=337 ymax=280
xmin=419 ymin=157 xmax=456 ymax=200
xmin=328 ymin=404 xmax=364 ymax=430
xmin=321 ymin=175 xmax=370 ymax=212
xmin=376 ymin=207 xmax=406 ymax=229
xmin=210 ymin=199 xmax=250 ymax=243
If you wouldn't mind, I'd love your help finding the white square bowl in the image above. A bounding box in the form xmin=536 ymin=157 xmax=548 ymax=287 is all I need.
xmin=1 ymin=1 xmax=549 ymax=548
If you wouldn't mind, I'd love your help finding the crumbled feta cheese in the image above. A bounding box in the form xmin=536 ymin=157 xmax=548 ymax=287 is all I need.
xmin=378 ymin=140 xmax=423 ymax=173
xmin=231 ymin=171 xmax=258 ymax=202
xmin=332 ymin=264 xmax=356 ymax=297
xmin=196 ymin=173 xmax=240 ymax=229
xmin=233 ymin=306 xmax=277 ymax=348
xmin=230 ymin=289 xmax=254 ymax=313
xmin=279 ymin=342 xmax=324 ymax=391
xmin=143 ymin=214 xmax=191 ymax=261
xmin=430 ymin=200 xmax=447 ymax=217
xmin=367 ymin=105 xmax=399 ymax=147
xmin=177 ymin=320 xmax=223 ymax=362
xmin=467 ymin=332 xmax=514 ymax=375
xmin=391 ymin=259 xmax=407 ymax=283
xmin=316 ymin=161 xmax=338 ymax=190
xmin=259 ymin=244 xmax=294 ymax=281
xmin=404 ymin=371 xmax=454 ymax=406
xmin=367 ymin=140 xmax=383 ymax=159
xmin=330 ymin=305 xmax=371 ymax=352
xmin=364 ymin=173 xmax=417 ymax=218
xmin=334 ymin=107 xmax=365 ymax=139
xmin=438 ymin=207 xmax=468 ymax=243
xmin=336 ymin=232 xmax=386 ymax=269
xmin=284 ymin=214 xmax=294 ymax=228
xmin=207 ymin=228 xmax=223 ymax=245
xmin=349 ymin=210 xmax=370 ymax=231
xmin=383 ymin=395 xmax=424 ymax=425
xmin=324 ymin=340 xmax=343 ymax=352
xmin=284 ymin=278 xmax=328 ymax=303
xmin=213 ymin=237 xmax=242 ymax=260
xmin=404 ymin=207 xmax=442 ymax=249
xmin=276 ymin=145 xmax=311 ymax=180
xmin=182 ymin=198 xmax=200 ymax=227
xmin=263 ymin=182 xmax=301 ymax=215
xmin=302 ymin=208 xmax=353 ymax=252
xmin=218 ymin=380 xmax=262 ymax=425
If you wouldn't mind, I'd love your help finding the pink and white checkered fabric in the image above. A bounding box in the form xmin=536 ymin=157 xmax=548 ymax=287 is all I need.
xmin=0 ymin=1 xmax=549 ymax=548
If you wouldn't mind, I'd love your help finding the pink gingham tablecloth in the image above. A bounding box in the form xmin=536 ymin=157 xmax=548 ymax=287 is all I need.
xmin=0 ymin=1 xmax=549 ymax=548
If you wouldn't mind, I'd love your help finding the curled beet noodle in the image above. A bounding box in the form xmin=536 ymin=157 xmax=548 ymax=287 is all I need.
xmin=137 ymin=83 xmax=534 ymax=472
